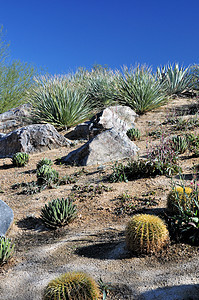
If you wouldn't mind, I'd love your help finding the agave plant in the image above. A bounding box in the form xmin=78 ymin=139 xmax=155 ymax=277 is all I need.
xmin=116 ymin=65 xmax=167 ymax=114
xmin=0 ymin=236 xmax=15 ymax=265
xmin=157 ymin=63 xmax=193 ymax=96
xmin=36 ymin=164 xmax=59 ymax=186
xmin=27 ymin=75 xmax=94 ymax=129
xmin=12 ymin=152 xmax=29 ymax=167
xmin=40 ymin=198 xmax=77 ymax=229
xmin=36 ymin=158 xmax=53 ymax=170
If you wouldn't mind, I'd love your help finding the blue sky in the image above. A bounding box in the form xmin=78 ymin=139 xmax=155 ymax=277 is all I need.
xmin=0 ymin=0 xmax=199 ymax=74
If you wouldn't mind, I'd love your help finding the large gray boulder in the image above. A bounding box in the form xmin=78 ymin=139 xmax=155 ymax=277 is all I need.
xmin=0 ymin=124 xmax=71 ymax=158
xmin=62 ymin=128 xmax=138 ymax=166
xmin=0 ymin=200 xmax=14 ymax=236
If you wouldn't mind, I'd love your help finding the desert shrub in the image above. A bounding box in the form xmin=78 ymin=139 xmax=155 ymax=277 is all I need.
xmin=0 ymin=236 xmax=15 ymax=266
xmin=12 ymin=152 xmax=29 ymax=167
xmin=36 ymin=164 xmax=59 ymax=186
xmin=43 ymin=271 xmax=100 ymax=300
xmin=125 ymin=214 xmax=169 ymax=255
xmin=167 ymin=186 xmax=194 ymax=214
xmin=28 ymin=75 xmax=94 ymax=129
xmin=167 ymin=181 xmax=199 ymax=245
xmin=116 ymin=65 xmax=167 ymax=114
xmin=186 ymin=133 xmax=199 ymax=157
xmin=40 ymin=198 xmax=77 ymax=229
xmin=126 ymin=128 xmax=141 ymax=141
xmin=36 ymin=158 xmax=53 ymax=170
xmin=156 ymin=63 xmax=193 ymax=96
xmin=170 ymin=135 xmax=188 ymax=154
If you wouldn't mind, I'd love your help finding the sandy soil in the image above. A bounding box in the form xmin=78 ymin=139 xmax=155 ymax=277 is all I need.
xmin=0 ymin=97 xmax=199 ymax=299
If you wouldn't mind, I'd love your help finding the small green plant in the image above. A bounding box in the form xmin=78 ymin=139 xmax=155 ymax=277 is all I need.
xmin=12 ymin=152 xmax=29 ymax=167
xmin=170 ymin=135 xmax=188 ymax=154
xmin=36 ymin=158 xmax=53 ymax=170
xmin=125 ymin=214 xmax=169 ymax=255
xmin=186 ymin=133 xmax=199 ymax=157
xmin=37 ymin=164 xmax=59 ymax=186
xmin=40 ymin=198 xmax=77 ymax=229
xmin=0 ymin=236 xmax=15 ymax=266
xmin=98 ymin=277 xmax=112 ymax=300
xmin=43 ymin=271 xmax=100 ymax=300
xmin=126 ymin=128 xmax=141 ymax=141
xmin=167 ymin=186 xmax=194 ymax=214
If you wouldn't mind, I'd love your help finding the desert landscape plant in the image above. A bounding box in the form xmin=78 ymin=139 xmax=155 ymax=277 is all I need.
xmin=40 ymin=197 xmax=77 ymax=229
xmin=43 ymin=271 xmax=100 ymax=300
xmin=0 ymin=236 xmax=15 ymax=266
xmin=125 ymin=214 xmax=169 ymax=255
xmin=36 ymin=164 xmax=59 ymax=186
xmin=167 ymin=185 xmax=194 ymax=214
xmin=170 ymin=135 xmax=188 ymax=154
xmin=36 ymin=158 xmax=53 ymax=170
xmin=11 ymin=152 xmax=29 ymax=167
xmin=126 ymin=127 xmax=141 ymax=141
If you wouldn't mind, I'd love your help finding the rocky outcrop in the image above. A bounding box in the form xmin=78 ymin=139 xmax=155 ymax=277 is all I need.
xmin=0 ymin=200 xmax=14 ymax=236
xmin=0 ymin=124 xmax=72 ymax=158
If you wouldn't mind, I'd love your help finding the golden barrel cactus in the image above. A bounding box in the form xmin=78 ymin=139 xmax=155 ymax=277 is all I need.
xmin=44 ymin=271 xmax=100 ymax=300
xmin=167 ymin=186 xmax=194 ymax=214
xmin=126 ymin=214 xmax=169 ymax=255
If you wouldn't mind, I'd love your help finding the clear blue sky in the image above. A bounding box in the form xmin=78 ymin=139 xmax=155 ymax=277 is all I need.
xmin=0 ymin=0 xmax=199 ymax=74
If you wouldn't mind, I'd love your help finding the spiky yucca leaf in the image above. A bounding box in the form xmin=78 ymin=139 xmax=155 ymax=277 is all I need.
xmin=157 ymin=63 xmax=192 ymax=96
xmin=126 ymin=214 xmax=169 ymax=254
xmin=40 ymin=198 xmax=77 ymax=229
xmin=0 ymin=237 xmax=15 ymax=265
xmin=44 ymin=271 xmax=100 ymax=300
xmin=116 ymin=66 xmax=167 ymax=114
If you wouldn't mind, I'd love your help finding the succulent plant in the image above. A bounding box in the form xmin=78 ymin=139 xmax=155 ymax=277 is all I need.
xmin=126 ymin=128 xmax=141 ymax=141
xmin=40 ymin=198 xmax=77 ymax=229
xmin=44 ymin=271 xmax=100 ymax=300
xmin=36 ymin=158 xmax=53 ymax=170
xmin=37 ymin=164 xmax=59 ymax=186
xmin=171 ymin=135 xmax=188 ymax=154
xmin=0 ymin=236 xmax=15 ymax=266
xmin=12 ymin=152 xmax=29 ymax=167
xmin=125 ymin=214 xmax=169 ymax=255
xmin=167 ymin=186 xmax=194 ymax=214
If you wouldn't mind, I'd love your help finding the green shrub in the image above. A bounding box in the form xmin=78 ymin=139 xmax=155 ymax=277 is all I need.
xmin=126 ymin=128 xmax=141 ymax=141
xmin=170 ymin=135 xmax=188 ymax=154
xmin=40 ymin=198 xmax=77 ymax=229
xmin=116 ymin=65 xmax=167 ymax=114
xmin=0 ymin=236 xmax=15 ymax=266
xmin=157 ymin=63 xmax=192 ymax=96
xmin=28 ymin=75 xmax=94 ymax=129
xmin=12 ymin=152 xmax=29 ymax=167
xmin=37 ymin=164 xmax=59 ymax=186
xmin=125 ymin=214 xmax=169 ymax=255
xmin=36 ymin=158 xmax=53 ymax=170
xmin=44 ymin=271 xmax=100 ymax=300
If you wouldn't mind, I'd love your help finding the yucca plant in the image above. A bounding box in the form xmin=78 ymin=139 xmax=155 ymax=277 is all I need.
xmin=126 ymin=214 xmax=169 ymax=255
xmin=170 ymin=135 xmax=188 ymax=154
xmin=40 ymin=198 xmax=77 ymax=229
xmin=116 ymin=65 xmax=167 ymax=114
xmin=28 ymin=75 xmax=94 ymax=129
xmin=36 ymin=158 xmax=53 ymax=170
xmin=157 ymin=63 xmax=193 ymax=96
xmin=0 ymin=236 xmax=15 ymax=266
xmin=44 ymin=271 xmax=100 ymax=300
xmin=126 ymin=128 xmax=141 ymax=141
xmin=12 ymin=152 xmax=29 ymax=167
xmin=37 ymin=164 xmax=59 ymax=186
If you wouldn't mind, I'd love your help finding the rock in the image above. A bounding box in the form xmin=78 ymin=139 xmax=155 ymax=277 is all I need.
xmin=89 ymin=105 xmax=137 ymax=138
xmin=62 ymin=128 xmax=138 ymax=166
xmin=0 ymin=200 xmax=14 ymax=236
xmin=0 ymin=104 xmax=32 ymax=131
xmin=0 ymin=124 xmax=72 ymax=158
xmin=65 ymin=121 xmax=91 ymax=140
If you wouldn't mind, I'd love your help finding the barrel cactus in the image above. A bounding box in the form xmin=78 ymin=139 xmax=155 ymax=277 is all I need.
xmin=12 ymin=152 xmax=29 ymax=167
xmin=167 ymin=186 xmax=194 ymax=214
xmin=44 ymin=271 xmax=100 ymax=300
xmin=126 ymin=128 xmax=141 ymax=141
xmin=0 ymin=236 xmax=15 ymax=266
xmin=40 ymin=198 xmax=77 ymax=229
xmin=126 ymin=214 xmax=169 ymax=255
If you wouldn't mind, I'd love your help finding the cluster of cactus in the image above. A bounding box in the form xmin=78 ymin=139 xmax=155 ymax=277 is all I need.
xmin=44 ymin=271 xmax=100 ymax=300
xmin=12 ymin=152 xmax=29 ymax=167
xmin=40 ymin=198 xmax=77 ymax=229
xmin=37 ymin=163 xmax=59 ymax=186
xmin=0 ymin=236 xmax=15 ymax=266
xmin=125 ymin=214 xmax=169 ymax=255
xmin=126 ymin=128 xmax=141 ymax=141
xmin=170 ymin=135 xmax=188 ymax=154
xmin=167 ymin=186 xmax=194 ymax=214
